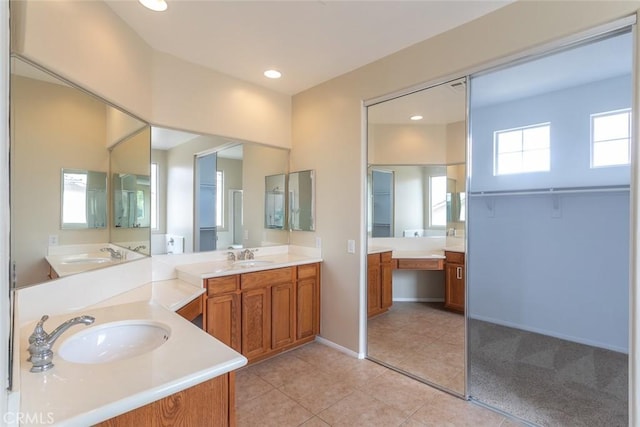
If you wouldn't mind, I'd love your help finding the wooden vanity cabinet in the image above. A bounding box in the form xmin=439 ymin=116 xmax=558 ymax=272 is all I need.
xmin=367 ymin=251 xmax=394 ymax=318
xmin=297 ymin=263 xmax=320 ymax=340
xmin=176 ymin=295 xmax=203 ymax=322
xmin=241 ymin=267 xmax=296 ymax=361
xmin=444 ymin=251 xmax=465 ymax=313
xmin=97 ymin=372 xmax=235 ymax=426
xmin=203 ymin=263 xmax=321 ymax=364
xmin=205 ymin=276 xmax=242 ymax=353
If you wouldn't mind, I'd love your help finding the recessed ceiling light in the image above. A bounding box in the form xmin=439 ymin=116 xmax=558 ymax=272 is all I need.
xmin=139 ymin=0 xmax=168 ymax=12
xmin=264 ymin=69 xmax=282 ymax=79
xmin=410 ymin=115 xmax=423 ymax=121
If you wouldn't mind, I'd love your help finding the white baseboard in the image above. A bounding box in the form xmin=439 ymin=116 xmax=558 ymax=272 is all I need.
xmin=392 ymin=298 xmax=444 ymax=302
xmin=314 ymin=336 xmax=363 ymax=359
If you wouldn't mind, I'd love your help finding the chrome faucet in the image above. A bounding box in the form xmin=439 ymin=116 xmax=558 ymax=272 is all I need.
xmin=27 ymin=314 xmax=95 ymax=372
xmin=237 ymin=249 xmax=255 ymax=260
xmin=227 ymin=251 xmax=236 ymax=261
xmin=100 ymin=247 xmax=122 ymax=259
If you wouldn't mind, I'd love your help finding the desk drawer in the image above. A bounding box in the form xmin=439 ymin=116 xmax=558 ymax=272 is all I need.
xmin=445 ymin=251 xmax=465 ymax=264
xmin=396 ymin=258 xmax=444 ymax=270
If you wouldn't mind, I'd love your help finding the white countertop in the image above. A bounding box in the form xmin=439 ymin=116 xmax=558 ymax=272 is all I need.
xmin=45 ymin=253 xmax=124 ymax=277
xmin=175 ymin=252 xmax=324 ymax=285
xmin=151 ymin=279 xmax=206 ymax=311
xmin=19 ymin=300 xmax=246 ymax=427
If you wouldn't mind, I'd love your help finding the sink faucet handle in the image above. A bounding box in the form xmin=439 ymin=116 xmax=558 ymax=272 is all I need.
xmin=28 ymin=315 xmax=50 ymax=345
xmin=227 ymin=251 xmax=236 ymax=261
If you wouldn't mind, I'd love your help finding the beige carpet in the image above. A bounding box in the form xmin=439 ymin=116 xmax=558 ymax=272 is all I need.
xmin=468 ymin=319 xmax=628 ymax=426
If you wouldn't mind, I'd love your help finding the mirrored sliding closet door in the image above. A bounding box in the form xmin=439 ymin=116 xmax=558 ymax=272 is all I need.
xmin=366 ymin=79 xmax=467 ymax=395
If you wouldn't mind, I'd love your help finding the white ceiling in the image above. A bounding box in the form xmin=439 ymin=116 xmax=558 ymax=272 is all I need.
xmin=105 ymin=0 xmax=511 ymax=96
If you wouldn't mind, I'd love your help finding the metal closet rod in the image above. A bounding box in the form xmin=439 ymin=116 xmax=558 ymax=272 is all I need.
xmin=468 ymin=185 xmax=630 ymax=197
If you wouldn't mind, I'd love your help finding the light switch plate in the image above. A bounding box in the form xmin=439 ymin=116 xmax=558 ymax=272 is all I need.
xmin=347 ymin=239 xmax=355 ymax=254
xmin=48 ymin=234 xmax=58 ymax=246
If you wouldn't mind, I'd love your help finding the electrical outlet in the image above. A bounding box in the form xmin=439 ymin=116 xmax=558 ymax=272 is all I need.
xmin=48 ymin=234 xmax=59 ymax=246
xmin=244 ymin=230 xmax=249 ymax=240
xmin=347 ymin=239 xmax=355 ymax=254
xmin=315 ymin=237 xmax=322 ymax=249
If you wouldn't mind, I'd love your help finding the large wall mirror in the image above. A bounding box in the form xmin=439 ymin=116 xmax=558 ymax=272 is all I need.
xmin=150 ymin=127 xmax=290 ymax=255
xmin=10 ymin=56 xmax=150 ymax=288
xmin=366 ymin=78 xmax=467 ymax=395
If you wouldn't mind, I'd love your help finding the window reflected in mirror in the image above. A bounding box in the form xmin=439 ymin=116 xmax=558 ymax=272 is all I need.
xmin=61 ymin=169 xmax=107 ymax=229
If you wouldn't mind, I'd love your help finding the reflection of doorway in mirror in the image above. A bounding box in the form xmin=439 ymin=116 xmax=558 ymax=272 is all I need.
xmin=371 ymin=169 xmax=393 ymax=237
xmin=195 ymin=153 xmax=217 ymax=251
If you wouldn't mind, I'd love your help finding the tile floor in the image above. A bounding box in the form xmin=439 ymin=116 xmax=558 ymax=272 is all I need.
xmin=367 ymin=302 xmax=465 ymax=393
xmin=236 ymin=342 xmax=523 ymax=426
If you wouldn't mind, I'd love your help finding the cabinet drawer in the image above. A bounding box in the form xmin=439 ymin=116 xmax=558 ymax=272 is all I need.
xmin=241 ymin=267 xmax=295 ymax=290
xmin=297 ymin=263 xmax=318 ymax=280
xmin=445 ymin=251 xmax=465 ymax=264
xmin=380 ymin=251 xmax=393 ymax=264
xmin=397 ymin=258 xmax=444 ymax=270
xmin=207 ymin=275 xmax=239 ymax=296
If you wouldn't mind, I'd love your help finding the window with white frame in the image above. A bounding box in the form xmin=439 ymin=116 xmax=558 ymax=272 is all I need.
xmin=150 ymin=163 xmax=158 ymax=230
xmin=591 ymin=109 xmax=631 ymax=168
xmin=494 ymin=123 xmax=551 ymax=175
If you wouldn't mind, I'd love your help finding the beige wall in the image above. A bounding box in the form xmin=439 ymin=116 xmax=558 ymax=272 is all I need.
xmin=446 ymin=121 xmax=465 ymax=164
xmin=291 ymin=1 xmax=640 ymax=353
xmin=369 ymin=123 xmax=447 ymax=165
xmin=11 ymin=0 xmax=153 ymax=120
xmin=152 ymin=52 xmax=291 ymax=149
xmin=10 ymin=1 xmax=291 ymax=150
xmin=12 ymin=75 xmax=110 ymax=286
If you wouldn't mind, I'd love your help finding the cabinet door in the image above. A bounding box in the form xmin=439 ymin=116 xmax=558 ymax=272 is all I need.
xmin=271 ymin=282 xmax=295 ymax=349
xmin=96 ymin=373 xmax=231 ymax=427
xmin=367 ymin=263 xmax=381 ymax=317
xmin=380 ymin=256 xmax=393 ymax=310
xmin=206 ymin=293 xmax=241 ymax=353
xmin=242 ymin=287 xmax=271 ymax=360
xmin=445 ymin=263 xmax=465 ymax=313
xmin=297 ymin=277 xmax=318 ymax=340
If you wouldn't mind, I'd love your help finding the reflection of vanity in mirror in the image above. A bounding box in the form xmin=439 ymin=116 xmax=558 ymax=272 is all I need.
xmin=10 ymin=57 xmax=150 ymax=287
xmin=150 ymin=127 xmax=290 ymax=255
xmin=366 ymin=78 xmax=467 ymax=395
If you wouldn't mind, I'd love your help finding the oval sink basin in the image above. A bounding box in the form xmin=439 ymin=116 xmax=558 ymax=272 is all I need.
xmin=58 ymin=320 xmax=170 ymax=364
xmin=61 ymin=258 xmax=110 ymax=265
xmin=232 ymin=260 xmax=274 ymax=268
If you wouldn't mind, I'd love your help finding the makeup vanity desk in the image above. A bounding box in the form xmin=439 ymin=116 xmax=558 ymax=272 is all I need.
xmin=367 ymin=248 xmax=465 ymax=316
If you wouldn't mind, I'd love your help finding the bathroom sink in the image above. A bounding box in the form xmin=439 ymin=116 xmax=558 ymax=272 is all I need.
xmin=232 ymin=260 xmax=274 ymax=268
xmin=58 ymin=320 xmax=170 ymax=364
xmin=60 ymin=257 xmax=111 ymax=265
